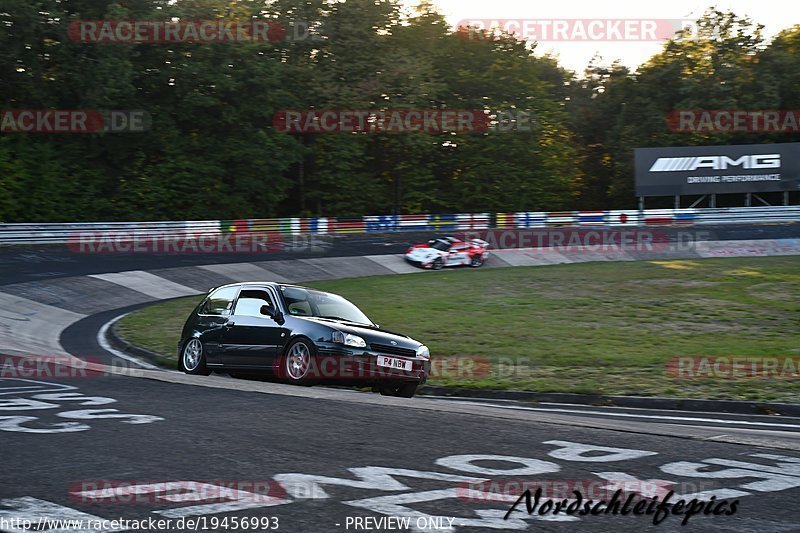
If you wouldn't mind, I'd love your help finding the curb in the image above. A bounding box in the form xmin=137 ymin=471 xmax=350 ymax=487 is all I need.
xmin=107 ymin=321 xmax=179 ymax=370
xmin=417 ymin=386 xmax=800 ymax=417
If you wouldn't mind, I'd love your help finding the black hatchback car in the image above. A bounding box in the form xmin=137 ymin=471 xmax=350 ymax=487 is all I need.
xmin=178 ymin=282 xmax=431 ymax=397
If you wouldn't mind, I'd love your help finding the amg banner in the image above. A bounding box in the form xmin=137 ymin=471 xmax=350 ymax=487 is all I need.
xmin=634 ymin=142 xmax=800 ymax=196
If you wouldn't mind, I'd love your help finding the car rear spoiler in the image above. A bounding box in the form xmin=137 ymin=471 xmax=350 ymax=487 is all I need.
xmin=470 ymin=238 xmax=490 ymax=248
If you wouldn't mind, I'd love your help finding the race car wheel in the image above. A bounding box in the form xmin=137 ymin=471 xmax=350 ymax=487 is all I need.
xmin=181 ymin=338 xmax=211 ymax=376
xmin=432 ymin=258 xmax=444 ymax=270
xmin=470 ymin=255 xmax=484 ymax=267
xmin=379 ymin=382 xmax=418 ymax=398
xmin=278 ymin=338 xmax=316 ymax=386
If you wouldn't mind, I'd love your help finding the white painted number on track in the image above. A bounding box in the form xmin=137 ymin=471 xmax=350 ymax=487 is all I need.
xmin=0 ymin=379 xmax=162 ymax=433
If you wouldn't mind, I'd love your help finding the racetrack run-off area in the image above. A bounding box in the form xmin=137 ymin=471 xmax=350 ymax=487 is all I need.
xmin=117 ymin=256 xmax=800 ymax=402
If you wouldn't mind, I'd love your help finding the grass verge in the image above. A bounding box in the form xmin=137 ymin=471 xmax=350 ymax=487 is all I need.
xmin=116 ymin=256 xmax=800 ymax=402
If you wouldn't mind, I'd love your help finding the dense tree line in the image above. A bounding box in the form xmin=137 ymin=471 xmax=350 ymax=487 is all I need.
xmin=0 ymin=1 xmax=798 ymax=222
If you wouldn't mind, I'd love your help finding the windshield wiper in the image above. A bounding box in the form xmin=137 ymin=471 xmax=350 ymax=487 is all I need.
xmin=318 ymin=315 xmax=370 ymax=326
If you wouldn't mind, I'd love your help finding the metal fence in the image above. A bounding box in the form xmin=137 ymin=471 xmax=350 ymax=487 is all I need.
xmin=1 ymin=206 xmax=798 ymax=245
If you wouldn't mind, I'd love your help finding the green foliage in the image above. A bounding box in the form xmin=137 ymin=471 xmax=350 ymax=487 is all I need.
xmin=0 ymin=4 xmax=797 ymax=221
xmin=567 ymin=9 xmax=800 ymax=208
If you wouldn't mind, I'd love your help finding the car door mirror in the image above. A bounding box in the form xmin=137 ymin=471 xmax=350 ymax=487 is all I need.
xmin=260 ymin=305 xmax=285 ymax=325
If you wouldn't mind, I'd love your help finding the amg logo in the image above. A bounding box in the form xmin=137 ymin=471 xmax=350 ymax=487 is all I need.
xmin=649 ymin=154 xmax=781 ymax=172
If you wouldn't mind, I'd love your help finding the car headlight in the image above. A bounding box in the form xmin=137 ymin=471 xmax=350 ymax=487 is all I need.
xmin=332 ymin=331 xmax=367 ymax=348
xmin=416 ymin=345 xmax=430 ymax=360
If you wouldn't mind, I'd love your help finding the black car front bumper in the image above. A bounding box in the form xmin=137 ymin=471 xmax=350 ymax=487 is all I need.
xmin=313 ymin=343 xmax=429 ymax=385
xmin=404 ymin=256 xmax=432 ymax=269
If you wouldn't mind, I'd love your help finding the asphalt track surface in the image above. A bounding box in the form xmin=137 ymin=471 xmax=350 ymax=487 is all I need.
xmin=2 ymin=226 xmax=800 ymax=532
xmin=2 ymin=369 xmax=800 ymax=533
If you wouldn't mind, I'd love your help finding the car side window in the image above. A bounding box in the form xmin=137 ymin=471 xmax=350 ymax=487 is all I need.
xmin=233 ymin=289 xmax=275 ymax=318
xmin=280 ymin=286 xmax=314 ymax=316
xmin=287 ymin=301 xmax=312 ymax=316
xmin=200 ymin=286 xmax=239 ymax=316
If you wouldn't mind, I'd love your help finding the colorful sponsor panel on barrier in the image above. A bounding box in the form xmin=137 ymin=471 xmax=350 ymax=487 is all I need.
xmin=330 ymin=217 xmax=366 ymax=234
xmin=607 ymin=210 xmax=641 ymax=226
xmin=5 ymin=207 xmax=800 ymax=247
xmin=578 ymin=211 xmax=606 ymax=226
xmin=456 ymin=213 xmax=491 ymax=229
xmin=546 ymin=211 xmax=578 ymax=227
xmin=516 ymin=212 xmax=548 ymax=228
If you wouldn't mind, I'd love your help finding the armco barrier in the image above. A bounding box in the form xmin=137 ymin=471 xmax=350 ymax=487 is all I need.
xmin=0 ymin=207 xmax=798 ymax=245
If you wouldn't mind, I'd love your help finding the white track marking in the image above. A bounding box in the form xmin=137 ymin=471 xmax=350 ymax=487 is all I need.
xmin=750 ymin=453 xmax=800 ymax=463
xmin=199 ymin=263 xmax=288 ymax=283
xmin=544 ymin=441 xmax=658 ymax=462
xmin=453 ymin=402 xmax=800 ymax=430
xmin=89 ymin=271 xmax=197 ymax=299
xmin=96 ymin=313 xmax=159 ymax=370
xmin=429 ymin=396 xmax=800 ymax=421
xmin=435 ymin=455 xmax=559 ymax=476
xmin=0 ymin=379 xmax=76 ymax=396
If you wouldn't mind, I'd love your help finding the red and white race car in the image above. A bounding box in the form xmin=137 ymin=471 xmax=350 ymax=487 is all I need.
xmin=404 ymin=236 xmax=490 ymax=269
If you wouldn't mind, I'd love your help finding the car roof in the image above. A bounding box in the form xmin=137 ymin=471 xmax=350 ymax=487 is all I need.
xmin=431 ymin=236 xmax=462 ymax=245
xmin=209 ymin=281 xmax=313 ymax=292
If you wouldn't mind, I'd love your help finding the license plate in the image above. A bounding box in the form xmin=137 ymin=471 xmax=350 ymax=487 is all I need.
xmin=376 ymin=356 xmax=413 ymax=372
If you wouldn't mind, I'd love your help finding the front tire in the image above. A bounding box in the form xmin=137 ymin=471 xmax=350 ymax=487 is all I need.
xmin=279 ymin=339 xmax=316 ymax=386
xmin=181 ymin=338 xmax=211 ymax=376
xmin=379 ymin=382 xmax=418 ymax=398
xmin=432 ymin=258 xmax=444 ymax=270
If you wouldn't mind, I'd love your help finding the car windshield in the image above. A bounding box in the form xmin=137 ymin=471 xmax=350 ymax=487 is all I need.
xmin=280 ymin=286 xmax=373 ymax=325
xmin=430 ymin=240 xmax=451 ymax=251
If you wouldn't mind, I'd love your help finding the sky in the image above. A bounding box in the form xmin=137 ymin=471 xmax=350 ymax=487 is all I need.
xmin=403 ymin=0 xmax=799 ymax=74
